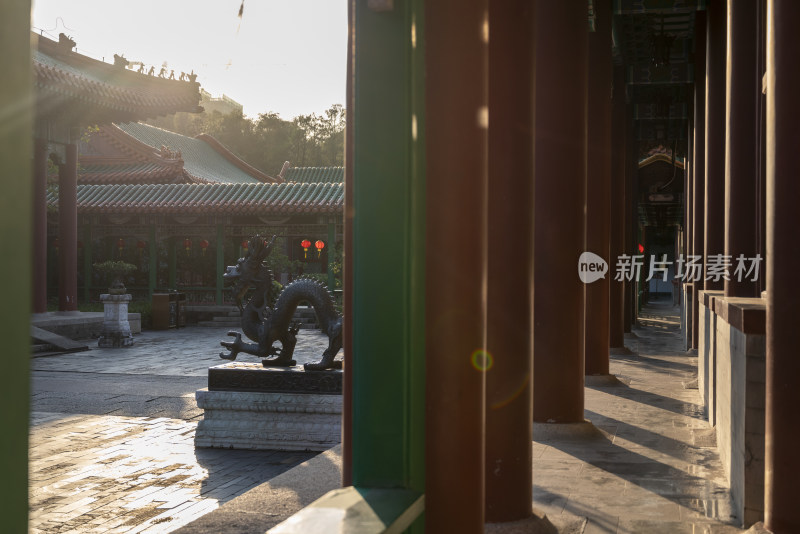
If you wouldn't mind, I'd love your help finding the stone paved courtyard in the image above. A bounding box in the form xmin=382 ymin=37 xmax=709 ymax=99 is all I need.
xmin=30 ymin=326 xmax=339 ymax=533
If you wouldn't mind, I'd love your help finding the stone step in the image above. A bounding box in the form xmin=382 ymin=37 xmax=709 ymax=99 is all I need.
xmin=212 ymin=316 xmax=240 ymax=322
xmin=30 ymin=325 xmax=90 ymax=354
xmin=195 ymin=306 xmax=320 ymax=328
xmin=197 ymin=320 xmax=241 ymax=328
xmin=197 ymin=321 xmax=320 ymax=330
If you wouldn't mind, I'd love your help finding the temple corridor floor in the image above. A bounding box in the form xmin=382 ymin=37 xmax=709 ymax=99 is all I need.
xmin=530 ymin=299 xmax=744 ymax=534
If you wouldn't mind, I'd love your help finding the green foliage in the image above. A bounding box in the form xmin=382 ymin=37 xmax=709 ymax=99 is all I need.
xmin=129 ymin=300 xmax=153 ymax=330
xmin=93 ymin=260 xmax=137 ymax=288
xmin=146 ymin=104 xmax=345 ymax=175
xmin=93 ymin=260 xmax=137 ymax=276
xmin=264 ymin=237 xmax=303 ymax=276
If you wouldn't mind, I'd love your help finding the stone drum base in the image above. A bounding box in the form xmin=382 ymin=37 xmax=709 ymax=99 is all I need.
xmin=194 ymin=363 xmax=343 ymax=451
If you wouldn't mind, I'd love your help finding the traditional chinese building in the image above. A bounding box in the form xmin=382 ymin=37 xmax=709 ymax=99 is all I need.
xmin=31 ymin=31 xmax=203 ymax=313
xmin=36 ymin=74 xmax=342 ymax=305
xmin=41 ymin=119 xmax=342 ymax=304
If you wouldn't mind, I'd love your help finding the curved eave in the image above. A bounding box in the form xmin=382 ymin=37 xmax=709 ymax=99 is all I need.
xmin=46 ymin=183 xmax=344 ymax=216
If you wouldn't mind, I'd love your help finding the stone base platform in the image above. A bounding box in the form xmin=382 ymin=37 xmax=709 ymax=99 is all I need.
xmin=32 ymin=311 xmax=141 ymax=340
xmin=195 ymin=362 xmax=342 ymax=451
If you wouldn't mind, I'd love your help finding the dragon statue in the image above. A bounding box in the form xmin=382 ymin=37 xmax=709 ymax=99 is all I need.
xmin=219 ymin=235 xmax=343 ymax=371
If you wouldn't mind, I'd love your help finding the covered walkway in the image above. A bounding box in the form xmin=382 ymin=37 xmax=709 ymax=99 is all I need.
xmin=529 ymin=300 xmax=741 ymax=533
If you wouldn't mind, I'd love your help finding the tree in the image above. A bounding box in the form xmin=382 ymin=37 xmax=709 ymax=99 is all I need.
xmin=145 ymin=104 xmax=345 ymax=175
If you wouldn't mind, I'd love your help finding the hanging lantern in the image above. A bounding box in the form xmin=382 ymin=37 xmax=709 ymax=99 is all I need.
xmin=638 ymin=243 xmax=644 ymax=254
xmin=52 ymin=238 xmax=59 ymax=253
xmin=117 ymin=238 xmax=125 ymax=255
xmin=241 ymin=239 xmax=249 ymax=254
xmin=315 ymin=240 xmax=325 ymax=258
xmin=301 ymin=239 xmax=312 ymax=259
xmin=137 ymin=240 xmax=146 ymax=256
xmin=200 ymin=239 xmax=209 ymax=256
xmin=184 ymin=238 xmax=192 ymax=255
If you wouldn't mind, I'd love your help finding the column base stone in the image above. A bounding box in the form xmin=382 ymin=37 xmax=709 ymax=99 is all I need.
xmin=610 ymin=346 xmax=636 ymax=356
xmin=533 ymin=420 xmax=603 ymax=441
xmin=585 ymin=374 xmax=630 ymax=387
xmin=485 ymin=507 xmax=587 ymax=533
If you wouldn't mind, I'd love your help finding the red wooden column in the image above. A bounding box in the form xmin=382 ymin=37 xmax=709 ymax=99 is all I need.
xmin=341 ymin=0 xmax=354 ymax=488
xmin=484 ymin=0 xmax=534 ymax=522
xmin=691 ymin=10 xmax=706 ymax=349
xmin=684 ymin=118 xmax=693 ymax=345
xmin=425 ymin=0 xmax=488 ymax=531
xmin=609 ymin=66 xmax=626 ymax=350
xmin=623 ymin=104 xmax=636 ymax=332
xmin=533 ymin=0 xmax=587 ymax=423
xmin=58 ymin=143 xmax=78 ymax=311
xmin=704 ymin=0 xmax=727 ymax=291
xmin=32 ymin=138 xmax=48 ymax=313
xmin=724 ymin=0 xmax=759 ymax=298
xmin=685 ymin=120 xmax=692 ymax=264
xmin=585 ymin=0 xmax=612 ymax=376
xmin=765 ymin=2 xmax=800 ymax=531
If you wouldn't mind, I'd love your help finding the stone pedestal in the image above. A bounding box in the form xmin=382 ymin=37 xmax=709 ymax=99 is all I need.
xmin=195 ymin=362 xmax=342 ymax=451
xmin=98 ymin=293 xmax=134 ymax=347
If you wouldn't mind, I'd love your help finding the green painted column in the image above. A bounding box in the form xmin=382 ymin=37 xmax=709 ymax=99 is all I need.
xmin=350 ymin=0 xmax=425 ymax=520
xmin=83 ymin=224 xmax=92 ymax=304
xmin=148 ymin=225 xmax=157 ymax=298
xmin=168 ymin=237 xmax=176 ymax=289
xmin=327 ymin=222 xmax=335 ymax=291
xmin=216 ymin=224 xmax=224 ymax=305
xmin=0 ymin=0 xmax=31 ymax=529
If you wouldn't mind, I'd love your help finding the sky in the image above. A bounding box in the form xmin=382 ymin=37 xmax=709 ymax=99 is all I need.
xmin=31 ymin=0 xmax=348 ymax=120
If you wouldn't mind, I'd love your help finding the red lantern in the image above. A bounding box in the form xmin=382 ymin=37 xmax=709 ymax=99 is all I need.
xmin=137 ymin=240 xmax=146 ymax=256
xmin=52 ymin=238 xmax=59 ymax=253
xmin=638 ymin=243 xmax=644 ymax=254
xmin=241 ymin=239 xmax=249 ymax=254
xmin=301 ymin=239 xmax=312 ymax=259
xmin=184 ymin=238 xmax=192 ymax=255
xmin=117 ymin=238 xmax=125 ymax=255
xmin=315 ymin=240 xmax=325 ymax=257
xmin=200 ymin=239 xmax=209 ymax=256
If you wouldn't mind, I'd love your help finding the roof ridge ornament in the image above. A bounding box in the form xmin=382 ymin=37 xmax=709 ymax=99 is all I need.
xmin=57 ymin=33 xmax=76 ymax=53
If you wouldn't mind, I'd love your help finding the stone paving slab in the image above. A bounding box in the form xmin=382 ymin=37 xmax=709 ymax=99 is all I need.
xmin=533 ymin=300 xmax=744 ymax=533
xmin=29 ymin=412 xmax=315 ymax=534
